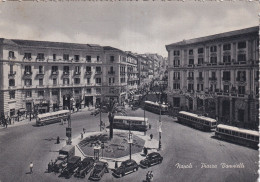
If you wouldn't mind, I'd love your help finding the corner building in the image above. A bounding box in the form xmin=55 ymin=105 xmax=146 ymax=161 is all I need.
xmin=166 ymin=27 xmax=259 ymax=130
xmin=0 ymin=39 xmax=135 ymax=117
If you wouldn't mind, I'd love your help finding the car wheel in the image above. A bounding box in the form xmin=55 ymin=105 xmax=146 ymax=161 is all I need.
xmin=133 ymin=167 xmax=138 ymax=172
xmin=119 ymin=173 xmax=123 ymax=178
xmin=158 ymin=160 xmax=162 ymax=164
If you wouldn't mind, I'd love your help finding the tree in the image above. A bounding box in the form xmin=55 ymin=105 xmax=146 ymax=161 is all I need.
xmin=103 ymin=99 xmax=127 ymax=139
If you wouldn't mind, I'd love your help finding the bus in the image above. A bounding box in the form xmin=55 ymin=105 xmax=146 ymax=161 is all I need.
xmin=144 ymin=101 xmax=168 ymax=115
xmin=215 ymin=124 xmax=259 ymax=149
xmin=36 ymin=110 xmax=70 ymax=126
xmin=177 ymin=111 xmax=217 ymax=131
xmin=113 ymin=115 xmax=149 ymax=132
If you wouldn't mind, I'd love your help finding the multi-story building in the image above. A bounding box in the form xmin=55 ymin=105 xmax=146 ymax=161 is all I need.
xmin=166 ymin=26 xmax=259 ymax=130
xmin=0 ymin=39 xmax=105 ymax=116
xmin=126 ymin=52 xmax=139 ymax=95
xmin=137 ymin=55 xmax=149 ymax=83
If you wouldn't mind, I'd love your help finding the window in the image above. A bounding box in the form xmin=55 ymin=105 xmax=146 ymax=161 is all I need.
xmin=87 ymin=78 xmax=90 ymax=85
xmin=63 ymin=66 xmax=69 ymax=74
xmin=25 ymin=65 xmax=32 ymax=74
xmin=174 ymin=59 xmax=180 ymax=66
xmin=9 ymin=51 xmax=15 ymax=58
xmin=173 ymin=72 xmax=180 ymax=79
xmin=210 ymin=46 xmax=217 ymax=52
xmin=188 ymin=72 xmax=194 ymax=78
xmin=37 ymin=53 xmax=44 ymax=60
xmin=26 ymin=91 xmax=32 ymax=98
xmin=238 ymin=86 xmax=245 ymax=94
xmin=74 ymin=55 xmax=79 ymax=61
xmin=237 ymin=54 xmax=246 ymax=62
xmin=51 ymin=66 xmax=58 ymax=74
xmin=189 ymin=49 xmax=193 ymax=55
xmin=109 ymin=77 xmax=115 ymax=84
xmin=53 ymin=78 xmax=57 ymax=86
xmin=212 ymin=72 xmax=216 ymax=78
xmin=97 ymin=56 xmax=100 ymax=62
xmin=9 ymin=79 xmax=15 ymax=86
xmin=24 ymin=53 xmax=32 ymax=60
xmin=223 ymin=71 xmax=230 ymax=81
xmin=210 ymin=56 xmax=217 ymax=64
xmin=39 ymin=66 xmax=43 ymax=73
xmin=74 ymin=66 xmax=80 ymax=74
xmin=189 ymin=59 xmax=194 ymax=65
xmin=199 ymin=72 xmax=203 ymax=78
xmin=188 ymin=83 xmax=194 ymax=91
xmin=198 ymin=48 xmax=204 ymax=54
xmin=9 ymin=91 xmax=15 ymax=99
xmin=173 ymin=83 xmax=180 ymax=89
xmin=174 ymin=50 xmax=180 ymax=56
xmin=74 ymin=78 xmax=80 ymax=84
xmin=10 ymin=109 xmax=15 ymax=117
xmin=38 ymin=91 xmax=44 ymax=97
xmin=224 ymin=85 xmax=229 ymax=93
xmin=63 ymin=54 xmax=69 ymax=60
xmin=96 ymin=78 xmax=101 ymax=84
xmin=39 ymin=78 xmax=43 ymax=86
xmin=198 ymin=58 xmax=204 ymax=64
xmin=53 ymin=54 xmax=56 ymax=60
xmin=238 ymin=41 xmax=246 ymax=49
xmin=110 ymin=56 xmax=114 ymax=62
xmin=10 ymin=64 xmax=13 ymax=73
xmin=86 ymin=66 xmax=91 ymax=72
xmin=86 ymin=88 xmax=91 ymax=94
xmin=237 ymin=71 xmax=246 ymax=81
xmin=256 ymin=86 xmax=259 ymax=96
xmin=86 ymin=55 xmax=91 ymax=62
xmin=223 ymin=43 xmax=231 ymax=51
xmin=24 ymin=79 xmax=32 ymax=86
xmin=96 ymin=66 xmax=101 ymax=73
xmin=223 ymin=55 xmax=231 ymax=63
xmin=63 ymin=78 xmax=70 ymax=85
xmin=96 ymin=88 xmax=101 ymax=94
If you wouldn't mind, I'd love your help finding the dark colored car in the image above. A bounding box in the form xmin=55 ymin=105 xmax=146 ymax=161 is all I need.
xmin=61 ymin=156 xmax=81 ymax=179
xmin=88 ymin=161 xmax=109 ymax=181
xmin=112 ymin=159 xmax=139 ymax=178
xmin=53 ymin=155 xmax=67 ymax=173
xmin=74 ymin=157 xmax=95 ymax=178
xmin=139 ymin=152 xmax=163 ymax=168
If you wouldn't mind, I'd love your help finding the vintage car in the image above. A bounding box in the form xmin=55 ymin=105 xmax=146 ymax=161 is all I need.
xmin=88 ymin=161 xmax=109 ymax=181
xmin=139 ymin=152 xmax=163 ymax=168
xmin=74 ymin=157 xmax=95 ymax=178
xmin=53 ymin=155 xmax=67 ymax=173
xmin=112 ymin=159 xmax=139 ymax=178
xmin=91 ymin=109 xmax=100 ymax=116
xmin=61 ymin=156 xmax=81 ymax=179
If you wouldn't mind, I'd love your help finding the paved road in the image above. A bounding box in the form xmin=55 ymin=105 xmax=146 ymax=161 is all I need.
xmin=0 ymin=107 xmax=258 ymax=182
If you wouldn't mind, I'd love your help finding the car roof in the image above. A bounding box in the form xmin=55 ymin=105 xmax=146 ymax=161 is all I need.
xmin=148 ymin=152 xmax=160 ymax=157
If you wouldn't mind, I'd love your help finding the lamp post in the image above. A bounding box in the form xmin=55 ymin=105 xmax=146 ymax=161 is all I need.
xmin=99 ymin=103 xmax=102 ymax=131
xmin=128 ymin=121 xmax=133 ymax=160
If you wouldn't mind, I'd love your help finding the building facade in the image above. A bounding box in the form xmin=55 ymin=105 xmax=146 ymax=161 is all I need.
xmin=166 ymin=26 xmax=259 ymax=130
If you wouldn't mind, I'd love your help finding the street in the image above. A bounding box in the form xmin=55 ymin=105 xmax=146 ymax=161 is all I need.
xmin=0 ymin=107 xmax=258 ymax=182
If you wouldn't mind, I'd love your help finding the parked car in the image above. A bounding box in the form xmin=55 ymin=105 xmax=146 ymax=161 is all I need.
xmin=91 ymin=109 xmax=100 ymax=116
xmin=88 ymin=161 xmax=109 ymax=181
xmin=112 ymin=159 xmax=139 ymax=178
xmin=61 ymin=156 xmax=81 ymax=179
xmin=53 ymin=155 xmax=67 ymax=173
xmin=139 ymin=152 xmax=163 ymax=168
xmin=74 ymin=157 xmax=95 ymax=178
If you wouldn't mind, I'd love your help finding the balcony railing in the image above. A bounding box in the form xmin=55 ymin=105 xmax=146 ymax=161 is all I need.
xmin=209 ymin=77 xmax=217 ymax=81
xmin=24 ymin=71 xmax=32 ymax=75
xmin=8 ymin=71 xmax=16 ymax=77
xmin=222 ymin=78 xmax=230 ymax=82
xmin=108 ymin=71 xmax=115 ymax=75
xmin=36 ymin=71 xmax=45 ymax=75
xmin=236 ymin=77 xmax=246 ymax=82
xmin=173 ymin=77 xmax=180 ymax=80
xmin=187 ymin=77 xmax=194 ymax=80
xmin=85 ymin=71 xmax=92 ymax=75
xmin=197 ymin=77 xmax=203 ymax=81
xmin=95 ymin=71 xmax=102 ymax=75
xmin=74 ymin=71 xmax=81 ymax=75
xmin=51 ymin=71 xmax=59 ymax=75
xmin=63 ymin=72 xmax=70 ymax=75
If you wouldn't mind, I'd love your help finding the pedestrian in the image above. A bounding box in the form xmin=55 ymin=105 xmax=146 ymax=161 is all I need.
xmin=150 ymin=171 xmax=154 ymax=181
xmin=83 ymin=128 xmax=86 ymax=134
xmin=146 ymin=171 xmax=150 ymax=182
xmin=81 ymin=133 xmax=83 ymax=139
xmin=30 ymin=162 xmax=33 ymax=174
xmin=56 ymin=136 xmax=60 ymax=144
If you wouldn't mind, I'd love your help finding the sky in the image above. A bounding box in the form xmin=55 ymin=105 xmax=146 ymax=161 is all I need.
xmin=0 ymin=2 xmax=258 ymax=57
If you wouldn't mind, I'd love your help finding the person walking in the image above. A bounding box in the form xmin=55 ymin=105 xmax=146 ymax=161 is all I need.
xmin=56 ymin=136 xmax=60 ymax=144
xmin=30 ymin=162 xmax=33 ymax=174
xmin=146 ymin=171 xmax=150 ymax=182
xmin=150 ymin=171 xmax=154 ymax=182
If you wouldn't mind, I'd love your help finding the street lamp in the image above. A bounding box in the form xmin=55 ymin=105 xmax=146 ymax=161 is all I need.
xmin=99 ymin=103 xmax=102 ymax=132
xmin=128 ymin=121 xmax=133 ymax=160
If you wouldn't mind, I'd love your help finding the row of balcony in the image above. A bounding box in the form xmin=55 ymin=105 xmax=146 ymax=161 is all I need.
xmin=179 ymin=77 xmax=253 ymax=82
xmin=171 ymin=60 xmax=259 ymax=68
xmin=20 ymin=58 xmax=103 ymax=64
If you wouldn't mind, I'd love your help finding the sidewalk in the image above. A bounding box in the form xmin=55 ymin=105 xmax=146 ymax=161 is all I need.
xmin=0 ymin=106 xmax=95 ymax=130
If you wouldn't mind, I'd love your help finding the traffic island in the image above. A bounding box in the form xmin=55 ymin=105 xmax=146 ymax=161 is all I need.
xmin=75 ymin=130 xmax=159 ymax=169
xmin=78 ymin=132 xmax=145 ymax=158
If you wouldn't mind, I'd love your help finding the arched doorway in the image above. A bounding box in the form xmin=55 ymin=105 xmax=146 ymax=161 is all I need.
xmin=222 ymin=100 xmax=230 ymax=123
